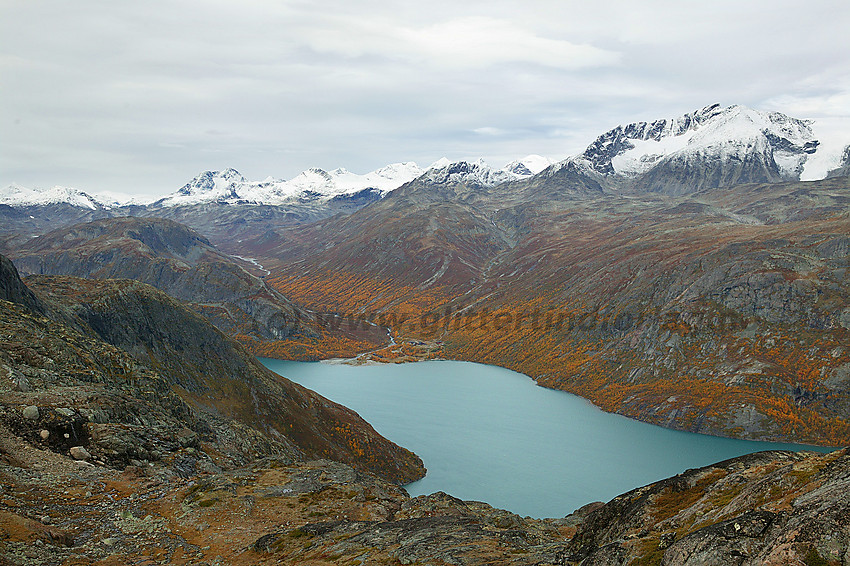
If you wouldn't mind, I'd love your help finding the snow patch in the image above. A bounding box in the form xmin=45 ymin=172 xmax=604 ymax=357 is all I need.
xmin=505 ymin=154 xmax=555 ymax=176
xmin=612 ymin=130 xmax=697 ymax=176
xmin=801 ymin=118 xmax=850 ymax=180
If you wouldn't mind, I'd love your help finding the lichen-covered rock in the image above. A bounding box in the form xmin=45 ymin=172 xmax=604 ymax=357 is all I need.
xmin=566 ymin=449 xmax=850 ymax=566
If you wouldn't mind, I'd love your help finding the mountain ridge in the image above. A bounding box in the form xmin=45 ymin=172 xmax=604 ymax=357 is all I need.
xmin=5 ymin=104 xmax=845 ymax=213
xmin=8 ymin=217 xmax=315 ymax=343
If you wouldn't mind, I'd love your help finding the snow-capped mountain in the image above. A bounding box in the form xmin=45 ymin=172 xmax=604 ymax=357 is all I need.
xmin=571 ymin=103 xmax=848 ymax=195
xmin=0 ymin=157 xmax=562 ymax=243
xmin=169 ymin=167 xmax=247 ymax=204
xmin=578 ymin=104 xmax=818 ymax=177
xmin=155 ymin=163 xmax=426 ymax=207
xmin=422 ymin=156 xmax=554 ymax=188
xmin=3 ymin=104 xmax=847 ymax=229
xmin=154 ymin=156 xmax=555 ymax=208
xmin=288 ymin=162 xmax=426 ymax=198
xmin=505 ymin=155 xmax=556 ymax=177
xmin=0 ymin=184 xmax=118 ymax=210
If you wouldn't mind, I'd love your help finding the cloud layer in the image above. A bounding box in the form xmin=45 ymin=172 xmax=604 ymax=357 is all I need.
xmin=2 ymin=0 xmax=849 ymax=197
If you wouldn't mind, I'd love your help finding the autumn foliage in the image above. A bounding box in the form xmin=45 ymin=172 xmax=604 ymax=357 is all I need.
xmin=258 ymin=264 xmax=850 ymax=447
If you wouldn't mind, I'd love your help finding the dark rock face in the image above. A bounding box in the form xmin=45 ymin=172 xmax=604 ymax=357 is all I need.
xmin=631 ymin=146 xmax=785 ymax=196
xmin=328 ymin=186 xmax=384 ymax=208
xmin=0 ymin=254 xmax=43 ymax=314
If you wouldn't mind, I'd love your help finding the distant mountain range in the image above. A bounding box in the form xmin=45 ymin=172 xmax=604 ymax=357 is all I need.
xmin=0 ymin=156 xmax=556 ymax=246
xmin=0 ymin=156 xmax=555 ymax=210
xmin=6 ymin=104 xmax=850 ymax=210
xmin=3 ymin=104 xmax=847 ymax=246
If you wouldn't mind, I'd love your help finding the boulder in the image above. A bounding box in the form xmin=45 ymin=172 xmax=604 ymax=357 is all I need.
xmin=69 ymin=446 xmax=92 ymax=461
xmin=22 ymin=405 xmax=39 ymax=420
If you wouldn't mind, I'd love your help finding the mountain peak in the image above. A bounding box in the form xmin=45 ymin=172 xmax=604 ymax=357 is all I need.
xmin=505 ymin=155 xmax=555 ymax=176
xmin=424 ymin=158 xmax=513 ymax=187
xmin=578 ymin=104 xmax=823 ymax=185
xmin=423 ymin=156 xmax=557 ymax=188
xmin=176 ymin=168 xmax=245 ymax=198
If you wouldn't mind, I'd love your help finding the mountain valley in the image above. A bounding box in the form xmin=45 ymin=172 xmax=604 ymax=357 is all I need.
xmin=3 ymin=103 xmax=850 ymax=565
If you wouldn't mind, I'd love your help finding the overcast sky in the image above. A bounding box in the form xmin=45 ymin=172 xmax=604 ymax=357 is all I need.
xmin=2 ymin=0 xmax=849 ymax=198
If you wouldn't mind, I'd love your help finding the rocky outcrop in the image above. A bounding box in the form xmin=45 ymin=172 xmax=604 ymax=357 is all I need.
xmin=566 ymin=449 xmax=850 ymax=565
xmin=0 ymin=254 xmax=44 ymax=315
xmin=231 ymin=449 xmax=850 ymax=566
xmin=3 ymin=411 xmax=848 ymax=565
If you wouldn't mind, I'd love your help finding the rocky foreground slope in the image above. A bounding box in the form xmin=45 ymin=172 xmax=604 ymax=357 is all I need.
xmin=1 ymin=418 xmax=847 ymax=565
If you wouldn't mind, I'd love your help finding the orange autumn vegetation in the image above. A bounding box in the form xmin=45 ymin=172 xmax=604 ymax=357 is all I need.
xmin=261 ymin=269 xmax=850 ymax=446
xmin=432 ymin=301 xmax=850 ymax=445
xmin=267 ymin=270 xmax=448 ymax=316
xmin=236 ymin=329 xmax=376 ymax=362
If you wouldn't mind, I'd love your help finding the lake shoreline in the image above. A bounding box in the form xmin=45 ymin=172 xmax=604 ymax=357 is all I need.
xmin=261 ymin=358 xmax=832 ymax=518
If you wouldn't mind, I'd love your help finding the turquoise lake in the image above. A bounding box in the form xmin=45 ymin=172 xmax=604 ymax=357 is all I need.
xmin=260 ymin=358 xmax=831 ymax=518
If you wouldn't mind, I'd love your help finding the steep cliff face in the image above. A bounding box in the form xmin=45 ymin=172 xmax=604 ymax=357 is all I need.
xmin=0 ymin=254 xmax=44 ymax=315
xmin=0 ymin=254 xmax=424 ymax=483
